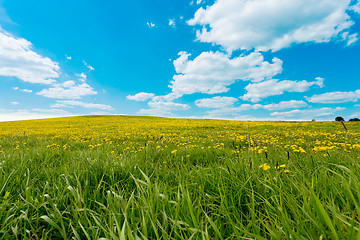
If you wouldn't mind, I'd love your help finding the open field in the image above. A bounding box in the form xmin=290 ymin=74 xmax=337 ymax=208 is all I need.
xmin=0 ymin=115 xmax=360 ymax=239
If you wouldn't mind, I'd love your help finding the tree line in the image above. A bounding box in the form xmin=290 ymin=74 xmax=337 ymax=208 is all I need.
xmin=335 ymin=116 xmax=360 ymax=121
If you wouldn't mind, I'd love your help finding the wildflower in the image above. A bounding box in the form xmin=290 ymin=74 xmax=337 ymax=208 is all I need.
xmin=260 ymin=163 xmax=270 ymax=171
xmin=276 ymin=164 xmax=286 ymax=170
xmin=171 ymin=149 xmax=177 ymax=154
xmin=299 ymin=147 xmax=306 ymax=153
xmin=284 ymin=170 xmax=290 ymax=173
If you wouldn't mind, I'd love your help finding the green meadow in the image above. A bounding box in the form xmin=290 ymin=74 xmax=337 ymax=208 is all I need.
xmin=0 ymin=115 xmax=359 ymax=239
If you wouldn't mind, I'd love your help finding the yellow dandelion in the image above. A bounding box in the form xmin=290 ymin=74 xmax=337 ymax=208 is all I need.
xmin=260 ymin=163 xmax=270 ymax=171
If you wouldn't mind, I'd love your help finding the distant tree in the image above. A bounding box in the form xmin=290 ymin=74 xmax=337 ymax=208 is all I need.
xmin=349 ymin=118 xmax=360 ymax=121
xmin=311 ymin=119 xmax=316 ymax=122
xmin=335 ymin=116 xmax=345 ymax=122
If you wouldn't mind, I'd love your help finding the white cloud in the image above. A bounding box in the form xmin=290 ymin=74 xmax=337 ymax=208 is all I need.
xmin=151 ymin=92 xmax=183 ymax=103
xmin=83 ymin=61 xmax=95 ymax=71
xmin=169 ymin=19 xmax=175 ymax=27
xmin=170 ymin=51 xmax=282 ymax=96
xmin=31 ymin=108 xmax=70 ymax=114
xmin=139 ymin=101 xmax=190 ymax=117
xmin=188 ymin=0 xmax=357 ymax=51
xmin=127 ymin=92 xmax=155 ymax=101
xmin=342 ymin=32 xmax=359 ymax=46
xmin=202 ymin=100 xmax=307 ymax=118
xmin=0 ymin=29 xmax=59 ymax=84
xmin=349 ymin=112 xmax=360 ymax=119
xmin=52 ymin=100 xmax=114 ymax=110
xmin=90 ymin=111 xmax=111 ymax=115
xmin=195 ymin=96 xmax=238 ymax=108
xmin=148 ymin=101 xmax=189 ymax=110
xmin=10 ymin=102 xmax=19 ymax=105
xmin=237 ymin=100 xmax=308 ymax=111
xmin=350 ymin=2 xmax=360 ymax=14
xmin=147 ymin=22 xmax=155 ymax=28
xmin=190 ymin=0 xmax=204 ymax=5
xmin=22 ymin=89 xmax=32 ymax=93
xmin=75 ymin=72 xmax=87 ymax=81
xmin=0 ymin=109 xmax=73 ymax=122
xmin=241 ymin=77 xmax=324 ymax=102
xmin=13 ymin=87 xmax=33 ymax=93
xmin=270 ymin=107 xmax=344 ymax=120
xmin=65 ymin=55 xmax=72 ymax=60
xmin=306 ymin=90 xmax=360 ymax=103
xmin=37 ymin=82 xmax=97 ymax=99
xmin=261 ymin=100 xmax=308 ymax=111
xmin=202 ymin=106 xmax=258 ymax=119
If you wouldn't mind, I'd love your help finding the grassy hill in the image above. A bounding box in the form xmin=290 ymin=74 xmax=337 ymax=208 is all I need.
xmin=0 ymin=115 xmax=359 ymax=239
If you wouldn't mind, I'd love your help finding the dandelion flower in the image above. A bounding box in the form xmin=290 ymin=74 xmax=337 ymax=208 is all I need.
xmin=260 ymin=163 xmax=270 ymax=171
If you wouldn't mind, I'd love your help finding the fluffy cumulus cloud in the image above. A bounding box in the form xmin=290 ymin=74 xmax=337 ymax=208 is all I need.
xmin=270 ymin=107 xmax=344 ymax=120
xmin=0 ymin=29 xmax=59 ymax=84
xmin=75 ymin=73 xmax=87 ymax=81
xmin=306 ymin=90 xmax=360 ymax=103
xmin=52 ymin=100 xmax=114 ymax=110
xmin=202 ymin=106 xmax=262 ymax=119
xmin=37 ymin=81 xmax=97 ymax=99
xmin=127 ymin=92 xmax=155 ymax=101
xmin=188 ymin=0 xmax=358 ymax=51
xmin=202 ymin=100 xmax=308 ymax=118
xmin=261 ymin=100 xmax=308 ymax=111
xmin=242 ymin=77 xmax=324 ymax=102
xmin=139 ymin=101 xmax=190 ymax=117
xmin=203 ymin=105 xmax=342 ymax=120
xmin=13 ymin=87 xmax=33 ymax=93
xmin=195 ymin=96 xmax=238 ymax=108
xmin=170 ymin=51 xmax=282 ymax=95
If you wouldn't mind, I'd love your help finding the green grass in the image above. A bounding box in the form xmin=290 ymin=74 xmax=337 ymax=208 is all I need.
xmin=0 ymin=116 xmax=360 ymax=239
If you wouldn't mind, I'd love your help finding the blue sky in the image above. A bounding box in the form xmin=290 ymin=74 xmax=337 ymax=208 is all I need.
xmin=1 ymin=0 xmax=360 ymax=121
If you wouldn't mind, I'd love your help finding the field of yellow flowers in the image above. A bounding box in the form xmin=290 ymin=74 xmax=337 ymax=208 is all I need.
xmin=0 ymin=115 xmax=360 ymax=239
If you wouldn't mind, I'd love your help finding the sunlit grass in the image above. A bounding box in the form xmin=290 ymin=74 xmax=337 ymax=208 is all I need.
xmin=0 ymin=115 xmax=360 ymax=239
